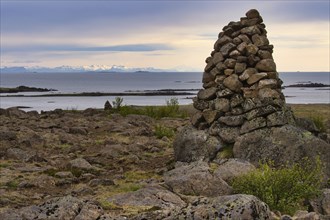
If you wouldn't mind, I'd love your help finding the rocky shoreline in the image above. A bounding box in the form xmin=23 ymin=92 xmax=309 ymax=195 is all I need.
xmin=0 ymin=86 xmax=57 ymax=93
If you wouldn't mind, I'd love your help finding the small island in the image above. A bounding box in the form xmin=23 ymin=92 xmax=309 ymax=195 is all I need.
xmin=0 ymin=85 xmax=57 ymax=93
xmin=284 ymin=82 xmax=330 ymax=88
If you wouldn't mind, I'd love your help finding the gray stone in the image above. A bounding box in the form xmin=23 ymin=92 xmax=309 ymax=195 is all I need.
xmin=247 ymin=72 xmax=268 ymax=85
xmin=203 ymin=109 xmax=221 ymax=124
xmin=230 ymin=94 xmax=244 ymax=108
xmin=217 ymin=88 xmax=233 ymax=98
xmin=214 ymin=98 xmax=230 ymax=112
xmin=210 ymin=67 xmax=221 ymax=76
xmin=219 ymin=126 xmax=241 ymax=143
xmin=216 ymin=62 xmax=226 ymax=71
xmin=219 ymin=115 xmax=245 ymax=126
xmin=242 ymin=87 xmax=258 ymax=98
xmin=229 ymin=50 xmax=241 ymax=58
xmin=164 ymin=161 xmax=232 ymax=197
xmin=239 ymin=68 xmax=257 ymax=81
xmin=240 ymin=116 xmax=267 ymax=134
xmin=212 ymin=52 xmax=224 ymax=64
xmin=193 ymin=97 xmax=209 ymax=110
xmin=233 ymin=37 xmax=242 ymax=45
xmin=214 ymin=158 xmax=256 ymax=182
xmin=224 ymin=58 xmax=237 ymax=68
xmin=107 ymin=184 xmax=186 ymax=210
xmin=214 ymin=35 xmax=232 ymax=50
xmin=266 ymin=111 xmax=289 ymax=127
xmin=204 ymin=60 xmax=215 ymax=72
xmin=215 ymin=75 xmax=226 ymax=84
xmin=223 ymin=74 xmax=243 ymax=93
xmin=256 ymin=59 xmax=277 ymax=72
xmin=245 ymin=105 xmax=278 ymax=120
xmin=69 ymin=158 xmax=95 ymax=171
xmin=252 ymin=34 xmax=269 ymax=47
xmin=258 ymin=50 xmax=273 ymax=59
xmin=237 ymin=55 xmax=248 ymax=63
xmin=233 ymin=125 xmax=330 ymax=178
xmin=246 ymin=9 xmax=260 ymax=19
xmin=172 ymin=194 xmax=271 ymax=219
xmin=0 ymin=196 xmax=104 ymax=220
xmin=173 ymin=125 xmax=222 ymax=162
xmin=197 ymin=87 xmax=217 ymax=100
xmin=248 ymin=54 xmax=261 ymax=66
xmin=220 ymin=42 xmax=236 ymax=56
xmin=246 ymin=43 xmax=259 ymax=55
xmin=258 ymin=88 xmax=281 ymax=99
xmin=224 ymin=68 xmax=234 ymax=76
xmin=231 ymin=107 xmax=244 ymax=115
xmin=258 ymin=79 xmax=278 ymax=89
xmin=241 ymin=25 xmax=261 ymax=36
xmin=191 ymin=112 xmax=204 ymax=127
xmin=238 ymin=34 xmax=252 ymax=44
xmin=237 ymin=42 xmax=247 ymax=53
xmin=202 ymin=71 xmax=215 ymax=83
xmin=234 ymin=62 xmax=247 ymax=74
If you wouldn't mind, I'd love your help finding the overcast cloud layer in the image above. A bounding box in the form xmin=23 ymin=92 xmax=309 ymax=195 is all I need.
xmin=1 ymin=0 xmax=329 ymax=71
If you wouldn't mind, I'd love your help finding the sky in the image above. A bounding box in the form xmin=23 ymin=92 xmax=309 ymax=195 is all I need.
xmin=0 ymin=0 xmax=329 ymax=72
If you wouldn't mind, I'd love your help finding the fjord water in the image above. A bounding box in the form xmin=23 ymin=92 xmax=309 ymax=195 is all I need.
xmin=0 ymin=72 xmax=329 ymax=111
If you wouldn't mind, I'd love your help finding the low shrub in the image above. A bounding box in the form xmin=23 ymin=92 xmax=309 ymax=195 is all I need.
xmin=231 ymin=157 xmax=324 ymax=215
xmin=154 ymin=125 xmax=175 ymax=139
xmin=311 ymin=115 xmax=326 ymax=132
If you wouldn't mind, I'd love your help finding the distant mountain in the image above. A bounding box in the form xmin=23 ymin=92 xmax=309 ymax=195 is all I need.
xmin=0 ymin=66 xmax=27 ymax=73
xmin=0 ymin=65 xmax=175 ymax=73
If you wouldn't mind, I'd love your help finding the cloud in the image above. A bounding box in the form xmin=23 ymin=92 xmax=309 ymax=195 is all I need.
xmin=2 ymin=43 xmax=173 ymax=53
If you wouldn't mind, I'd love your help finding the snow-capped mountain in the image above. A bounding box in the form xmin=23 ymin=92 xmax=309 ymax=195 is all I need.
xmin=0 ymin=65 xmax=173 ymax=73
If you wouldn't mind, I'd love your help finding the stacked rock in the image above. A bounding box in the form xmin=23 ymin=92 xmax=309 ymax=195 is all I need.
xmin=192 ymin=9 xmax=294 ymax=144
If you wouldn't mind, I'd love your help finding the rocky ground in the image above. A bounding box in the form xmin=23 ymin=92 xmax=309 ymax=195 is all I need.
xmin=0 ymin=105 xmax=329 ymax=219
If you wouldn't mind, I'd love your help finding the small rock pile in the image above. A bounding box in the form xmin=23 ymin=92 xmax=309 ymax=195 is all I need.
xmin=192 ymin=9 xmax=294 ymax=143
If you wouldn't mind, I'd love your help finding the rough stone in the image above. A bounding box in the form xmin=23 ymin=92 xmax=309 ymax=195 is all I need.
xmin=239 ymin=68 xmax=257 ymax=81
xmin=246 ymin=9 xmax=260 ymax=19
xmin=171 ymin=194 xmax=271 ymax=219
xmin=164 ymin=161 xmax=232 ymax=197
xmin=230 ymin=94 xmax=244 ymax=108
xmin=214 ymin=35 xmax=232 ymax=50
xmin=241 ymin=25 xmax=261 ymax=36
xmin=214 ymin=158 xmax=256 ymax=182
xmin=107 ymin=184 xmax=186 ymax=210
xmin=216 ymin=88 xmax=233 ymax=98
xmin=256 ymin=58 xmax=277 ymax=72
xmin=193 ymin=97 xmax=209 ymax=110
xmin=224 ymin=58 xmax=237 ymax=68
xmin=233 ymin=125 xmax=330 ymax=178
xmin=246 ymin=43 xmax=259 ymax=55
xmin=69 ymin=158 xmax=95 ymax=171
xmin=191 ymin=112 xmax=204 ymax=127
xmin=245 ymin=105 xmax=278 ymax=120
xmin=203 ymin=110 xmax=221 ymax=124
xmin=218 ymin=126 xmax=241 ymax=143
xmin=219 ymin=115 xmax=245 ymax=126
xmin=212 ymin=52 xmax=224 ymax=64
xmin=258 ymin=78 xmax=278 ymax=89
xmin=223 ymin=74 xmax=243 ymax=93
xmin=234 ymin=62 xmax=247 ymax=74
xmin=173 ymin=125 xmax=222 ymax=162
xmin=229 ymin=50 xmax=241 ymax=58
xmin=197 ymin=87 xmax=217 ymax=100
xmin=247 ymin=72 xmax=268 ymax=85
xmin=224 ymin=68 xmax=234 ymax=76
xmin=214 ymin=98 xmax=230 ymax=112
xmin=252 ymin=34 xmax=269 ymax=47
xmin=220 ymin=42 xmax=236 ymax=56
xmin=258 ymin=50 xmax=273 ymax=59
xmin=258 ymin=88 xmax=281 ymax=99
xmin=240 ymin=116 xmax=267 ymax=134
xmin=202 ymin=71 xmax=215 ymax=83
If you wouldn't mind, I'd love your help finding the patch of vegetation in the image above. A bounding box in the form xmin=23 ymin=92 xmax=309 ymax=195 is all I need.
xmin=5 ymin=180 xmax=19 ymax=189
xmin=43 ymin=168 xmax=58 ymax=177
xmin=98 ymin=200 xmax=123 ymax=210
xmin=154 ymin=125 xmax=175 ymax=139
xmin=311 ymin=115 xmax=326 ymax=133
xmin=112 ymin=96 xmax=124 ymax=109
xmin=110 ymin=97 xmax=187 ymax=119
xmin=124 ymin=170 xmax=161 ymax=182
xmin=231 ymin=157 xmax=324 ymax=215
xmin=216 ymin=144 xmax=234 ymax=159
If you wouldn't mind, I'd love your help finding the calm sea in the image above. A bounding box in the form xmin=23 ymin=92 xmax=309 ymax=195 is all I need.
xmin=0 ymin=72 xmax=329 ymax=111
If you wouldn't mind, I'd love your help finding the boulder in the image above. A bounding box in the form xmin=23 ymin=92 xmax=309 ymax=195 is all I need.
xmin=0 ymin=196 xmax=104 ymax=220
xmin=247 ymin=72 xmax=267 ymax=85
xmin=164 ymin=161 xmax=232 ymax=197
xmin=173 ymin=125 xmax=222 ymax=162
xmin=233 ymin=125 xmax=330 ymax=178
xmin=169 ymin=194 xmax=271 ymax=219
xmin=218 ymin=126 xmax=241 ymax=143
xmin=69 ymin=158 xmax=95 ymax=171
xmin=214 ymin=158 xmax=256 ymax=182
xmin=213 ymin=98 xmax=230 ymax=112
xmin=197 ymin=87 xmax=217 ymax=100
xmin=107 ymin=184 xmax=186 ymax=211
xmin=219 ymin=115 xmax=245 ymax=126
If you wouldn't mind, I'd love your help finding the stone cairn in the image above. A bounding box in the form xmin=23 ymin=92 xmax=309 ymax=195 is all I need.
xmin=192 ymin=9 xmax=294 ymax=144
